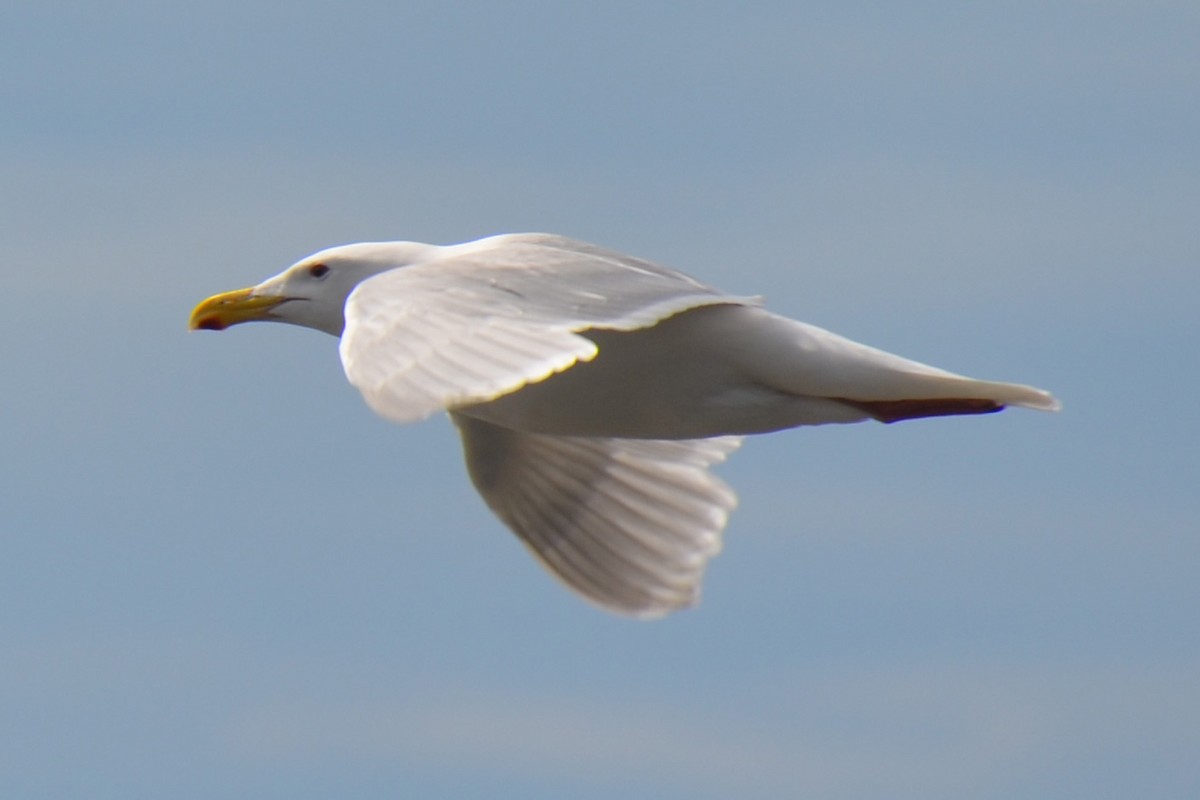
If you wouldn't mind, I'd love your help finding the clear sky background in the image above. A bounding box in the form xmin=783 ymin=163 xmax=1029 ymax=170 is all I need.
xmin=3 ymin=2 xmax=1197 ymax=798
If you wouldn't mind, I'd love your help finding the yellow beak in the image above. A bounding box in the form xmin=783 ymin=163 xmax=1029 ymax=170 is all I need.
xmin=189 ymin=288 xmax=287 ymax=331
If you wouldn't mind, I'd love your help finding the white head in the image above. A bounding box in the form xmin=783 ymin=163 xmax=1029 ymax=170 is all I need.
xmin=189 ymin=242 xmax=436 ymax=336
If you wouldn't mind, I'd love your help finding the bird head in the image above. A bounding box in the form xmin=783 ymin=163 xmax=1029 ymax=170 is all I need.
xmin=189 ymin=242 xmax=434 ymax=336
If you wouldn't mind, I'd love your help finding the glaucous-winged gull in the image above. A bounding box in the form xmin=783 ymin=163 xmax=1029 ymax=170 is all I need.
xmin=190 ymin=233 xmax=1058 ymax=617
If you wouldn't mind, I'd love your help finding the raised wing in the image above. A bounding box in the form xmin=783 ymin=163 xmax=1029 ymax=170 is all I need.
xmin=453 ymin=413 xmax=743 ymax=617
xmin=339 ymin=234 xmax=754 ymax=424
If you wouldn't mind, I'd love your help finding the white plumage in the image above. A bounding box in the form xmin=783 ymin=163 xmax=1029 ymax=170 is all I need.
xmin=190 ymin=233 xmax=1059 ymax=617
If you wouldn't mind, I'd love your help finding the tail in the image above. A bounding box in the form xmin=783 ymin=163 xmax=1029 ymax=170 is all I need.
xmin=823 ymin=346 xmax=1062 ymax=423
xmin=724 ymin=308 xmax=1062 ymax=423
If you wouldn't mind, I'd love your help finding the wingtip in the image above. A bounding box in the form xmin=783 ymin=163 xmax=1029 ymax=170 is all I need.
xmin=598 ymin=584 xmax=702 ymax=620
xmin=973 ymin=380 xmax=1061 ymax=414
xmin=1015 ymin=387 xmax=1062 ymax=413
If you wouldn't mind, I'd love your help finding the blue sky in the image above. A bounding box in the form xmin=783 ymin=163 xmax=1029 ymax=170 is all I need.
xmin=3 ymin=2 xmax=1197 ymax=798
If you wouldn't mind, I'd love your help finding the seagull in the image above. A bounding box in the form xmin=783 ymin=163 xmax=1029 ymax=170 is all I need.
xmin=190 ymin=233 xmax=1058 ymax=617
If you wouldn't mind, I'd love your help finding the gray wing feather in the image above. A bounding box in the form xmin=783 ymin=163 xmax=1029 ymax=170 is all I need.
xmin=340 ymin=234 xmax=755 ymax=423
xmin=452 ymin=413 xmax=742 ymax=618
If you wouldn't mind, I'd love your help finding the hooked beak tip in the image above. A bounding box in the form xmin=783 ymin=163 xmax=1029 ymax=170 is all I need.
xmin=188 ymin=287 xmax=285 ymax=331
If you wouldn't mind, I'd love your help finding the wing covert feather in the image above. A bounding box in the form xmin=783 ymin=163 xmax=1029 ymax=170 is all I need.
xmin=339 ymin=235 xmax=754 ymax=423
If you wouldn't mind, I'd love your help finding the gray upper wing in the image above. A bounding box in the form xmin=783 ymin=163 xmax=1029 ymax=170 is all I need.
xmin=340 ymin=234 xmax=756 ymax=424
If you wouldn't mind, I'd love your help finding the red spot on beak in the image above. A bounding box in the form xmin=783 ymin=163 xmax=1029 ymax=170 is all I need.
xmin=194 ymin=316 xmax=227 ymax=331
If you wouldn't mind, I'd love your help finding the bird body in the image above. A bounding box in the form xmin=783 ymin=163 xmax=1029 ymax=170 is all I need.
xmin=190 ymin=233 xmax=1058 ymax=617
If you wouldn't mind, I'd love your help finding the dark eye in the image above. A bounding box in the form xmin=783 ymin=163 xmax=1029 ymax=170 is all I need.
xmin=308 ymin=263 xmax=330 ymax=279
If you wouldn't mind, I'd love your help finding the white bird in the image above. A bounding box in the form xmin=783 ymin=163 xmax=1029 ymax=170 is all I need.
xmin=190 ymin=233 xmax=1059 ymax=618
